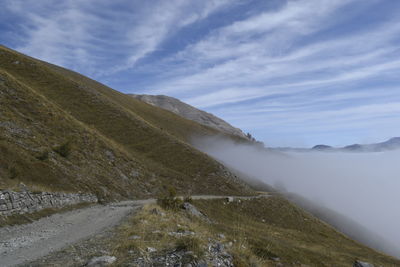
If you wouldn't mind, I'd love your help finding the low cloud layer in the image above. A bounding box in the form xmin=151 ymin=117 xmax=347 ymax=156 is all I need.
xmin=193 ymin=136 xmax=400 ymax=257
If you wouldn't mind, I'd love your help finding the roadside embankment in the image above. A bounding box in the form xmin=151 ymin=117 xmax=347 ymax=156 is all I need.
xmin=0 ymin=189 xmax=97 ymax=216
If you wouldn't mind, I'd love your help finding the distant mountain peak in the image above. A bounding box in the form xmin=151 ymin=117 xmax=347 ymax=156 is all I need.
xmin=129 ymin=94 xmax=248 ymax=139
xmin=312 ymin=144 xmax=333 ymax=150
xmin=343 ymin=144 xmax=363 ymax=151
xmin=387 ymin=137 xmax=400 ymax=143
xmin=313 ymin=137 xmax=400 ymax=152
xmin=277 ymin=137 xmax=400 ymax=153
xmin=342 ymin=137 xmax=400 ymax=152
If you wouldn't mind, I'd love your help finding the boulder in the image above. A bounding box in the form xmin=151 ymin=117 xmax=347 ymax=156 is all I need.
xmin=86 ymin=256 xmax=116 ymax=266
xmin=226 ymin=197 xmax=234 ymax=203
xmin=147 ymin=247 xmax=157 ymax=253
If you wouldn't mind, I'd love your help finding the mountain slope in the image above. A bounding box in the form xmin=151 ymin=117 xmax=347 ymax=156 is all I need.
xmin=278 ymin=137 xmax=400 ymax=152
xmin=130 ymin=94 xmax=248 ymax=139
xmin=342 ymin=137 xmax=400 ymax=152
xmin=0 ymin=45 xmax=251 ymax=197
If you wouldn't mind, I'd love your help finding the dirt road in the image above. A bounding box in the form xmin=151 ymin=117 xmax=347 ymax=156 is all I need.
xmin=0 ymin=195 xmax=268 ymax=266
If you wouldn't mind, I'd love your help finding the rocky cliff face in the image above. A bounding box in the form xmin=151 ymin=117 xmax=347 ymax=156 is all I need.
xmin=130 ymin=94 xmax=248 ymax=139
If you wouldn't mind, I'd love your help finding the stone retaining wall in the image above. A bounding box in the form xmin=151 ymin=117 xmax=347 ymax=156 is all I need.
xmin=0 ymin=190 xmax=98 ymax=216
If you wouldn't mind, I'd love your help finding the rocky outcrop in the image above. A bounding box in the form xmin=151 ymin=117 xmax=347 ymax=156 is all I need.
xmin=182 ymin=202 xmax=211 ymax=223
xmin=0 ymin=190 xmax=97 ymax=216
xmin=130 ymin=241 xmax=233 ymax=267
xmin=130 ymin=94 xmax=248 ymax=139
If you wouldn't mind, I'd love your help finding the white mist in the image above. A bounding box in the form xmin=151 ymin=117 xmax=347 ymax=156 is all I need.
xmin=193 ymin=136 xmax=400 ymax=257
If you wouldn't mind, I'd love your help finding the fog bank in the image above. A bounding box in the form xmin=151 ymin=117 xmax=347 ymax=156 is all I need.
xmin=193 ymin=137 xmax=400 ymax=257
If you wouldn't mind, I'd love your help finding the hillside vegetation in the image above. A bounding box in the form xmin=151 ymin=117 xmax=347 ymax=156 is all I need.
xmin=110 ymin=197 xmax=400 ymax=266
xmin=0 ymin=45 xmax=251 ymax=198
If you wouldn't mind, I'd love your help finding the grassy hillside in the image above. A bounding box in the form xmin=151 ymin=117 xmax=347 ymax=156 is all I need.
xmin=44 ymin=63 xmax=228 ymax=143
xmin=111 ymin=197 xmax=400 ymax=266
xmin=0 ymin=45 xmax=251 ymax=197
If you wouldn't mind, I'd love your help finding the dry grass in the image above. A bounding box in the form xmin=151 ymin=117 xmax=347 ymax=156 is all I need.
xmin=0 ymin=69 xmax=150 ymax=198
xmin=195 ymin=197 xmax=400 ymax=266
xmin=108 ymin=197 xmax=400 ymax=266
xmin=112 ymin=204 xmax=210 ymax=264
xmin=0 ymin=45 xmax=251 ymax=198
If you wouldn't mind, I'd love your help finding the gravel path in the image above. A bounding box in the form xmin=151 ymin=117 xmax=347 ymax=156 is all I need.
xmin=0 ymin=195 xmax=269 ymax=267
xmin=0 ymin=202 xmax=139 ymax=267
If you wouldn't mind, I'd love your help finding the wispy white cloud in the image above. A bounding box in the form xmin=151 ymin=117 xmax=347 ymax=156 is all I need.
xmin=151 ymin=18 xmax=400 ymax=99
xmin=6 ymin=1 xmax=98 ymax=71
xmin=114 ymin=0 xmax=233 ymax=74
xmin=180 ymin=55 xmax=400 ymax=108
xmin=2 ymin=0 xmax=400 ymax=146
xmin=136 ymin=0 xmax=400 ymax=146
xmin=3 ymin=0 xmax=232 ymax=76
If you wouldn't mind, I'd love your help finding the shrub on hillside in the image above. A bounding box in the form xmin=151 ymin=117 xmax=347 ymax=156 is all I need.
xmin=183 ymin=195 xmax=193 ymax=203
xmin=36 ymin=151 xmax=49 ymax=161
xmin=8 ymin=166 xmax=18 ymax=179
xmin=52 ymin=140 xmax=72 ymax=158
xmin=157 ymin=186 xmax=183 ymax=211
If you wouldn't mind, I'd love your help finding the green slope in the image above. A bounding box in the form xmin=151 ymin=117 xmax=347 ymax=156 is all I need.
xmin=0 ymin=45 xmax=251 ymax=197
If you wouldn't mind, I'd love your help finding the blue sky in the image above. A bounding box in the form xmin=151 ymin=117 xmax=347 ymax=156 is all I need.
xmin=1 ymin=0 xmax=400 ymax=147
